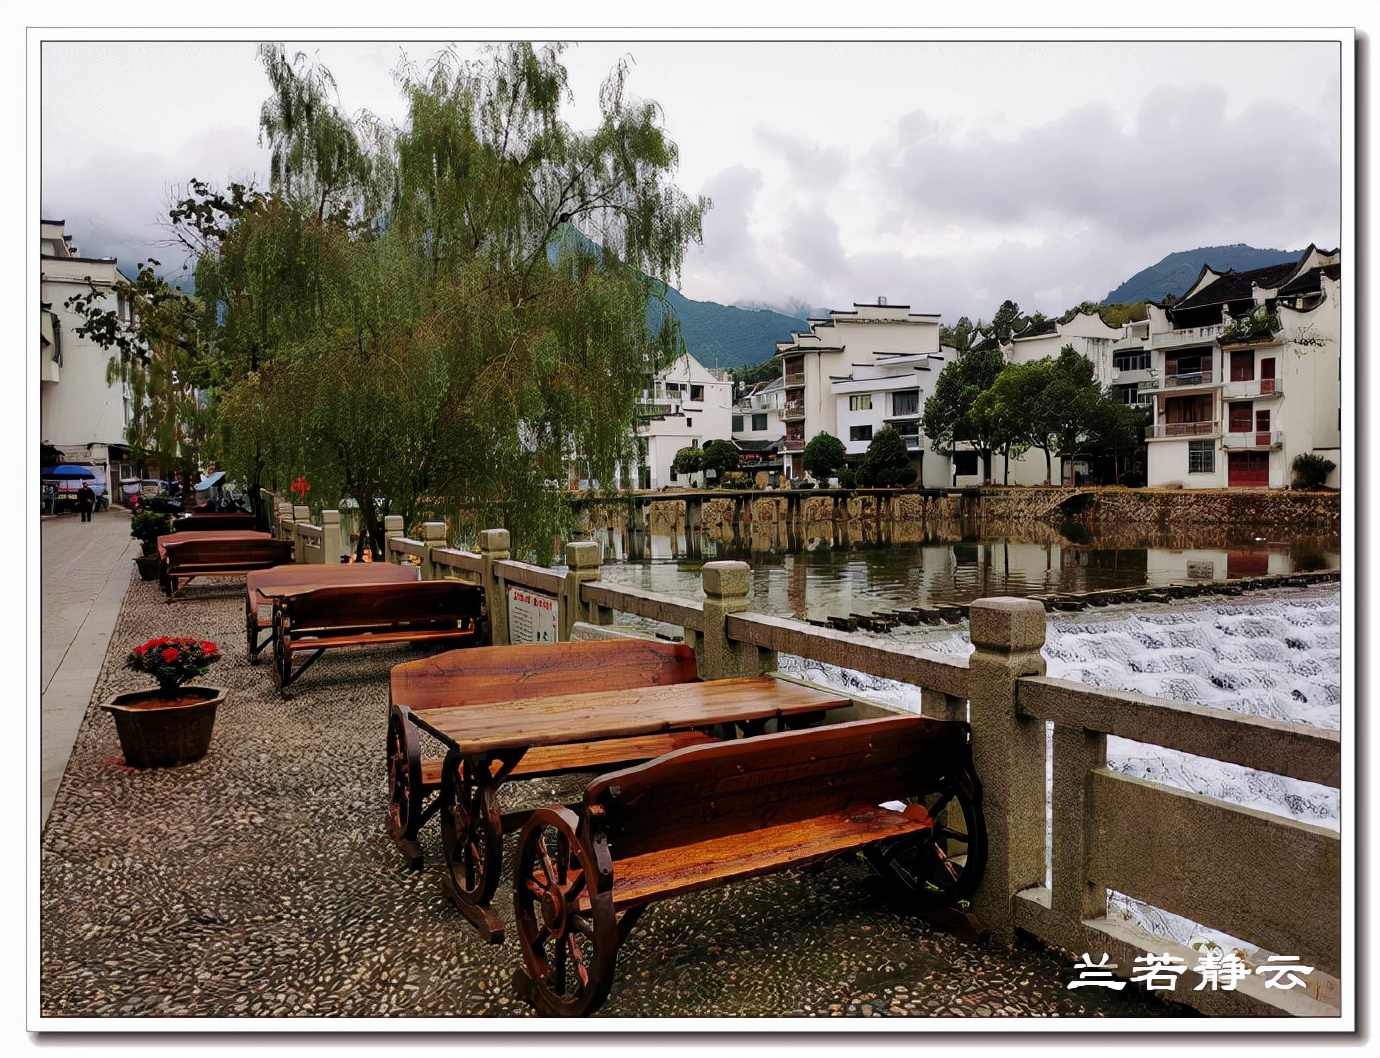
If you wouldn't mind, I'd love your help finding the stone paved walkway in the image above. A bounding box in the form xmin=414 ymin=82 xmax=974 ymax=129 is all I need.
xmin=38 ymin=562 xmax=1196 ymax=1024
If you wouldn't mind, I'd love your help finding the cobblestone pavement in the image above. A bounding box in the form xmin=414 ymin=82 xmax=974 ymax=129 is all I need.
xmin=39 ymin=571 xmax=1196 ymax=1023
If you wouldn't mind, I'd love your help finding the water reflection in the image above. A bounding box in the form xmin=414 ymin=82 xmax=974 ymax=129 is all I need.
xmin=590 ymin=532 xmax=1339 ymax=624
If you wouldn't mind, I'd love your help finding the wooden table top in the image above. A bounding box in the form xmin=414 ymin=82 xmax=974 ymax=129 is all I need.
xmin=247 ymin=562 xmax=421 ymax=601
xmin=157 ymin=530 xmax=270 ymax=559
xmin=410 ymin=677 xmax=852 ymax=755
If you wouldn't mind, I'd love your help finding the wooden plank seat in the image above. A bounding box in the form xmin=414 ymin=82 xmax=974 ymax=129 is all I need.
xmin=172 ymin=513 xmax=258 ymax=532
xmin=273 ymin=580 xmax=484 ymax=692
xmin=161 ymin=536 xmax=293 ymax=599
xmin=386 ymin=639 xmax=703 ymax=873
xmin=511 ymin=714 xmax=987 ymax=1016
xmin=244 ymin=562 xmax=422 ymax=661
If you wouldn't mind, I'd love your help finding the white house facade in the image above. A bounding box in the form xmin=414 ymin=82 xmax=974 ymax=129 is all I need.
xmin=776 ymin=299 xmax=947 ymax=481
xmin=1141 ymin=246 xmax=1341 ymax=490
xmin=39 ymin=219 xmax=132 ymax=497
xmin=632 ymin=351 xmax=735 ymax=489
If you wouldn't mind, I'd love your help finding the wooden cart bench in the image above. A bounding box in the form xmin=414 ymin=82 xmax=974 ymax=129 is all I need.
xmin=244 ymin=562 xmax=422 ymax=661
xmin=511 ymin=714 xmax=986 ymax=1016
xmin=386 ymin=639 xmax=704 ymax=874
xmin=160 ymin=536 xmax=294 ymax=599
xmin=272 ymin=579 xmax=484 ymax=691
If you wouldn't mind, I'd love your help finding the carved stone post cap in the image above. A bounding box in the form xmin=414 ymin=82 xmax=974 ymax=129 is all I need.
xmin=292 ymin=504 xmax=310 ymax=521
xmin=383 ymin=515 xmax=405 ymax=533
xmin=479 ymin=528 xmax=511 ymax=551
xmin=701 ymin=560 xmax=750 ymax=599
xmin=968 ymin=597 xmax=1047 ymax=653
xmin=422 ymin=521 xmax=448 ymax=542
xmin=566 ymin=540 xmax=602 ymax=569
xmin=321 ymin=509 xmax=341 ymax=525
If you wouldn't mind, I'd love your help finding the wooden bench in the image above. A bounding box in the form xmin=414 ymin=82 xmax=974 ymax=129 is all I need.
xmin=173 ymin=513 xmax=258 ymax=532
xmin=511 ymin=714 xmax=986 ymax=1016
xmin=244 ymin=562 xmax=422 ymax=661
xmin=386 ymin=639 xmax=704 ymax=874
xmin=273 ymin=580 xmax=484 ymax=691
xmin=161 ymin=537 xmax=295 ymax=599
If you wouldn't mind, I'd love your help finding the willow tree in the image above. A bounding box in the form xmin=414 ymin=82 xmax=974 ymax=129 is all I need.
xmin=64 ymin=261 xmax=210 ymax=482
xmin=198 ymin=41 xmax=707 ymax=560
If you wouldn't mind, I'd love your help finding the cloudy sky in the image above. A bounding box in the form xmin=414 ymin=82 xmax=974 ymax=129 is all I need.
xmin=37 ymin=24 xmax=1349 ymax=327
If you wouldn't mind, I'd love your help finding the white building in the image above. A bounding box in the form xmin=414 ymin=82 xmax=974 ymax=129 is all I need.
xmin=1141 ymin=246 xmax=1341 ymax=489
xmin=632 ymin=351 xmax=735 ymax=489
xmin=39 ymin=219 xmax=132 ymax=497
xmin=731 ymin=376 xmax=786 ymax=483
xmin=776 ymin=299 xmax=948 ymax=482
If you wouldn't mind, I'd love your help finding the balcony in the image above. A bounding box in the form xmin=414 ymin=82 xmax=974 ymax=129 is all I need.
xmin=1146 ymin=420 xmax=1220 ymax=441
xmin=883 ymin=409 xmax=922 ymax=423
xmin=1224 ymin=430 xmax=1283 ymax=450
xmin=783 ymin=372 xmax=806 ymax=389
xmin=1162 ymin=368 xmax=1215 ymax=389
xmin=636 ymin=401 xmax=677 ymax=418
xmin=779 ymin=437 xmax=805 ymax=453
xmin=781 ymin=401 xmax=805 ymax=422
xmin=1156 ymin=324 xmax=1222 ymax=348
xmin=42 ymin=355 xmax=60 ymax=383
xmin=1221 ymin=378 xmax=1282 ymax=400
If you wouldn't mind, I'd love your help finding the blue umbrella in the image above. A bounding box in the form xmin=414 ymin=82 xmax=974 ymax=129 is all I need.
xmin=44 ymin=465 xmax=98 ymax=480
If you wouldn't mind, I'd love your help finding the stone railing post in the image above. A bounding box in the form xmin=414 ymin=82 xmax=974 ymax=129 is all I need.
xmin=321 ymin=509 xmax=344 ymax=564
xmin=419 ymin=521 xmax=448 ymax=580
xmin=383 ymin=515 xmax=405 ymax=563
xmin=291 ymin=505 xmax=310 ymax=561
xmin=478 ymin=529 xmax=512 ymax=646
xmin=275 ymin=501 xmax=294 ymax=540
xmin=695 ymin=560 xmax=775 ymax=680
xmin=965 ymin=597 xmax=1047 ymax=942
xmin=561 ymin=541 xmax=607 ymax=640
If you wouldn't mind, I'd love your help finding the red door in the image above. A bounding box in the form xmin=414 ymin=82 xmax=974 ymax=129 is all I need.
xmin=1228 ymin=451 xmax=1269 ymax=487
xmin=1260 ymin=358 xmax=1276 ymax=395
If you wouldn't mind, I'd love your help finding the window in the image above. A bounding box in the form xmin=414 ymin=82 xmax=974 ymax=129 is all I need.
xmin=1227 ymin=402 xmax=1253 ymax=433
xmin=689 ymin=385 xmax=704 ymax=402
xmin=1230 ymin=351 xmax=1254 ymax=382
xmin=1188 ymin=440 xmax=1215 ymax=474
xmin=665 ymin=382 xmax=681 ymax=394
xmin=1115 ymin=383 xmax=1139 ymax=405
xmin=685 ymin=418 xmax=693 ymax=428
xmin=849 ymin=394 xmax=872 ymax=411
xmin=892 ymin=390 xmax=920 ymax=417
xmin=1113 ymin=349 xmax=1150 ymax=372
xmin=751 ymin=413 xmax=768 ymax=431
xmin=849 ymin=424 xmax=873 ymax=442
xmin=732 ymin=415 xmax=744 ymax=432
xmin=954 ymin=452 xmax=979 ymax=475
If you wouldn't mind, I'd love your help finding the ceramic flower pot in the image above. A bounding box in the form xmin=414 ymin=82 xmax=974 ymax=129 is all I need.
xmin=102 ymin=685 xmax=226 ymax=768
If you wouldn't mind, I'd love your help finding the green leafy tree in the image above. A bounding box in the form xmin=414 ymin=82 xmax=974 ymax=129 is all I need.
xmin=1044 ymin=346 xmax=1108 ymax=474
xmin=671 ymin=446 xmax=703 ymax=479
xmin=700 ymin=439 xmax=740 ymax=478
xmin=802 ymin=431 xmax=846 ymax=480
xmin=861 ymin=426 xmax=915 ymax=486
xmin=65 ymin=260 xmax=210 ymax=484
xmin=922 ymin=347 xmax=1005 ymax=483
xmin=187 ymin=42 xmax=708 ymax=561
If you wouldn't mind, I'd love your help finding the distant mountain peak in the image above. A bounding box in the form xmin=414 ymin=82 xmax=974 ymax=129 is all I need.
xmin=1102 ymin=244 xmax=1304 ymax=306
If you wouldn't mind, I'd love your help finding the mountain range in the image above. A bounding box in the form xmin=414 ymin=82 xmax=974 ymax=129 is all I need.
xmin=1100 ymin=244 xmax=1304 ymax=305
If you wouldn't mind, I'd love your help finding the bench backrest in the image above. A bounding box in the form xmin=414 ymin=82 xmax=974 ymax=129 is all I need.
xmin=585 ymin=715 xmax=971 ymax=860
xmin=283 ymin=580 xmax=483 ymax=631
xmin=164 ymin=538 xmax=295 ymax=568
xmin=174 ymin=514 xmax=257 ymax=532
xmin=390 ymin=638 xmax=699 ymax=712
xmin=246 ymin=562 xmax=420 ymax=598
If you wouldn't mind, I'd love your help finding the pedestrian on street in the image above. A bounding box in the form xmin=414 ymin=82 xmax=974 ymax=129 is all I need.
xmin=76 ymin=482 xmax=96 ymax=522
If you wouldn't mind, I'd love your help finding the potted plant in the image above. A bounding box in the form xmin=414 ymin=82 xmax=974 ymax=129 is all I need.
xmin=130 ymin=510 xmax=173 ymax=579
xmin=102 ymin=637 xmax=225 ymax=768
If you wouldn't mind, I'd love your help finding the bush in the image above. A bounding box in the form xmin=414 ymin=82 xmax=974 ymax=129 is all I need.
xmin=862 ymin=426 xmax=910 ymax=475
xmin=836 ymin=468 xmax=857 ymax=490
xmin=1117 ymin=471 xmax=1146 ymax=488
xmin=1291 ymin=452 xmax=1336 ymax=490
xmin=792 ymin=478 xmax=816 ymax=490
xmin=130 ymin=510 xmax=174 ymax=555
xmin=720 ymin=471 xmax=753 ymax=490
xmin=856 ymin=466 xmax=875 ymax=487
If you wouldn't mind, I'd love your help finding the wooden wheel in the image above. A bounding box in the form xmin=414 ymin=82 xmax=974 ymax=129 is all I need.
xmin=385 ymin=708 xmax=423 ymax=846
xmin=514 ymin=808 xmax=617 ymax=1017
xmin=439 ymin=757 xmax=503 ymax=909
xmin=245 ymin=605 xmax=259 ymax=663
xmin=866 ymin=768 xmax=987 ymax=907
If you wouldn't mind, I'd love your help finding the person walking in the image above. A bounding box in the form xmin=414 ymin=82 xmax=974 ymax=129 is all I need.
xmin=76 ymin=482 xmax=96 ymax=522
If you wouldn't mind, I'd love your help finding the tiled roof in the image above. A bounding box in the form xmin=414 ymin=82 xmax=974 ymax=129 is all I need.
xmin=1174 ymin=256 xmax=1306 ymax=311
xmin=1277 ymin=264 xmax=1340 ymax=297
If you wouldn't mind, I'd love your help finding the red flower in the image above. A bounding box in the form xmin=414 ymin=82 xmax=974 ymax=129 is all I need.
xmin=132 ymin=645 xmax=147 ymax=655
xmin=161 ymin=648 xmax=180 ymax=662
xmin=200 ymin=641 xmax=218 ymax=654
